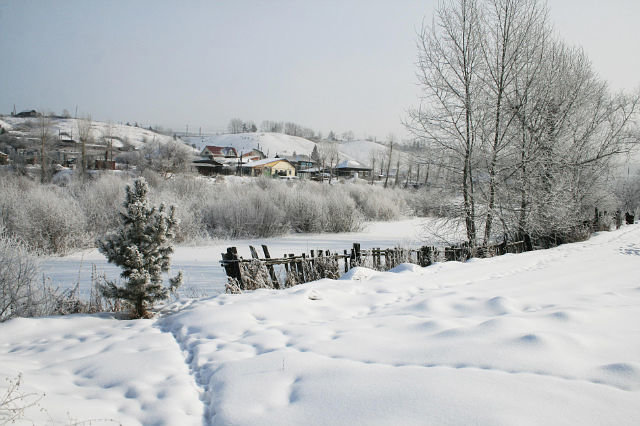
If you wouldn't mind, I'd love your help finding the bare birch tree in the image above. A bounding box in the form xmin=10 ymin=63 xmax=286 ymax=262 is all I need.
xmin=407 ymin=0 xmax=483 ymax=248
xmin=408 ymin=0 xmax=639 ymax=249
xmin=77 ymin=115 xmax=93 ymax=181
xmin=479 ymin=0 xmax=549 ymax=244
xmin=37 ymin=113 xmax=52 ymax=183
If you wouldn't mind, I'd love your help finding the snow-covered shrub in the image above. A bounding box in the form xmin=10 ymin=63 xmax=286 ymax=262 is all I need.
xmin=406 ymin=187 xmax=459 ymax=218
xmin=139 ymin=139 xmax=194 ymax=177
xmin=70 ymin=173 xmax=128 ymax=239
xmin=320 ymin=187 xmax=363 ymax=233
xmin=0 ymin=227 xmax=40 ymax=322
xmin=0 ymin=374 xmax=44 ymax=423
xmin=285 ymin=185 xmax=325 ymax=233
xmin=238 ymin=259 xmax=273 ymax=291
xmin=346 ymin=184 xmax=406 ymax=220
xmin=201 ymin=183 xmax=288 ymax=238
xmin=150 ymin=175 xmax=211 ymax=242
xmin=0 ymin=178 xmax=88 ymax=254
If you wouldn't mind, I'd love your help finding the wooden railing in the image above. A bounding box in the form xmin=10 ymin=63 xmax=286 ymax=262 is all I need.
xmin=220 ymin=240 xmax=527 ymax=292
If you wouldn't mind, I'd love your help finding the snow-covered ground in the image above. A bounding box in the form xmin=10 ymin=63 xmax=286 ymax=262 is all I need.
xmin=40 ymin=218 xmax=430 ymax=297
xmin=3 ymin=225 xmax=640 ymax=425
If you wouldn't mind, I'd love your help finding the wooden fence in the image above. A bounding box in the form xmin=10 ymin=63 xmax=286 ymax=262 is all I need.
xmin=220 ymin=240 xmax=527 ymax=292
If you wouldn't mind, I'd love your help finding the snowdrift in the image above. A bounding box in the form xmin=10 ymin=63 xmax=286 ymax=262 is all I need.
xmin=2 ymin=226 xmax=640 ymax=425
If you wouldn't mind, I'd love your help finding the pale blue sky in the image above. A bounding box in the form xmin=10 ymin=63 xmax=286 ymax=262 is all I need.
xmin=1 ymin=0 xmax=638 ymax=139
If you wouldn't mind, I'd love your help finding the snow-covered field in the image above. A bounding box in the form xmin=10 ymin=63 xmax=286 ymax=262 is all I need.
xmin=40 ymin=218 xmax=429 ymax=297
xmin=3 ymin=225 xmax=640 ymax=425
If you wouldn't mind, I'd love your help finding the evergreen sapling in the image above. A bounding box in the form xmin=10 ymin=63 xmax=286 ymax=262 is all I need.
xmin=97 ymin=178 xmax=182 ymax=318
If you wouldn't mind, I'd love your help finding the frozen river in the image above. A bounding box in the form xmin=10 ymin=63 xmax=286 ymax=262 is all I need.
xmin=40 ymin=218 xmax=446 ymax=297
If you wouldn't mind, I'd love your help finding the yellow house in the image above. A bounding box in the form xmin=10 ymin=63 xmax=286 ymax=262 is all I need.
xmin=245 ymin=158 xmax=296 ymax=177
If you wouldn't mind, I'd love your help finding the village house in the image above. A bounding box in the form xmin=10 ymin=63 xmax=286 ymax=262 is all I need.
xmin=334 ymin=159 xmax=372 ymax=178
xmin=283 ymin=154 xmax=314 ymax=173
xmin=15 ymin=109 xmax=39 ymax=118
xmin=192 ymin=158 xmax=224 ymax=176
xmin=243 ymin=158 xmax=296 ymax=177
xmin=240 ymin=149 xmax=266 ymax=163
xmin=200 ymin=145 xmax=238 ymax=161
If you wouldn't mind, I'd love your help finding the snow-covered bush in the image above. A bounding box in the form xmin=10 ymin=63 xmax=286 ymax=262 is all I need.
xmin=346 ymin=183 xmax=406 ymax=220
xmin=150 ymin=175 xmax=211 ymax=242
xmin=406 ymin=187 xmax=459 ymax=218
xmin=285 ymin=185 xmax=325 ymax=233
xmin=0 ymin=227 xmax=40 ymax=322
xmin=320 ymin=187 xmax=363 ymax=233
xmin=70 ymin=173 xmax=127 ymax=239
xmin=139 ymin=139 xmax=194 ymax=177
xmin=0 ymin=177 xmax=88 ymax=254
xmin=202 ymin=187 xmax=288 ymax=238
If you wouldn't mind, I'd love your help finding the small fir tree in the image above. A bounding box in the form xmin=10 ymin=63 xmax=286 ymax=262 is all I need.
xmin=311 ymin=145 xmax=320 ymax=164
xmin=98 ymin=178 xmax=182 ymax=318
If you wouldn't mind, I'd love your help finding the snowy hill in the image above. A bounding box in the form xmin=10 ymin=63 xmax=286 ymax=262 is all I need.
xmin=2 ymin=225 xmax=640 ymax=425
xmin=336 ymin=139 xmax=388 ymax=165
xmin=181 ymin=133 xmax=392 ymax=168
xmin=182 ymin=132 xmax=317 ymax=157
xmin=0 ymin=115 xmax=174 ymax=149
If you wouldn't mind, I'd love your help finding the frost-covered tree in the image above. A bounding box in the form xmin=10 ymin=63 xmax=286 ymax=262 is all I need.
xmin=408 ymin=0 xmax=639 ymax=248
xmin=140 ymin=138 xmax=194 ymax=178
xmin=97 ymin=178 xmax=182 ymax=318
xmin=37 ymin=113 xmax=52 ymax=183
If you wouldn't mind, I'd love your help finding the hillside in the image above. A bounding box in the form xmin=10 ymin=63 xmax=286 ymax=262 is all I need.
xmin=182 ymin=132 xmax=317 ymax=157
xmin=0 ymin=115 xmax=174 ymax=149
xmin=182 ymin=133 xmax=391 ymax=168
xmin=2 ymin=225 xmax=640 ymax=425
xmin=337 ymin=139 xmax=388 ymax=165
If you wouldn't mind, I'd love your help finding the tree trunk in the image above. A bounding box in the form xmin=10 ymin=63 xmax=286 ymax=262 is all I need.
xmin=384 ymin=142 xmax=393 ymax=188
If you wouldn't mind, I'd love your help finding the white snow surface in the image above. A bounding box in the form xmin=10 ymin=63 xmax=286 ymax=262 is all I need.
xmin=3 ymin=226 xmax=640 ymax=425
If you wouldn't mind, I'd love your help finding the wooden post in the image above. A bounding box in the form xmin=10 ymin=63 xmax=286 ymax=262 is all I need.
xmin=300 ymin=253 xmax=307 ymax=283
xmin=261 ymin=245 xmax=280 ymax=289
xmin=249 ymin=245 xmax=259 ymax=259
xmin=344 ymin=249 xmax=349 ymax=272
xmin=353 ymin=243 xmax=361 ymax=265
xmin=221 ymin=247 xmax=243 ymax=289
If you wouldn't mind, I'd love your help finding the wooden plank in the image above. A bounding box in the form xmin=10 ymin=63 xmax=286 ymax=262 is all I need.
xmin=261 ymin=244 xmax=280 ymax=289
xmin=249 ymin=245 xmax=259 ymax=259
xmin=300 ymin=253 xmax=307 ymax=282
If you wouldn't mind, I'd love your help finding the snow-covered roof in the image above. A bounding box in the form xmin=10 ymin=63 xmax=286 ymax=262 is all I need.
xmin=244 ymin=157 xmax=294 ymax=168
xmin=336 ymin=159 xmax=370 ymax=170
xmin=202 ymin=145 xmax=237 ymax=157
